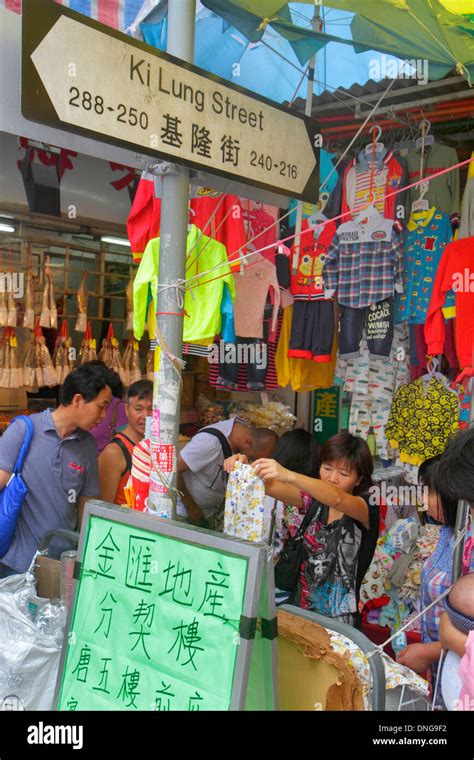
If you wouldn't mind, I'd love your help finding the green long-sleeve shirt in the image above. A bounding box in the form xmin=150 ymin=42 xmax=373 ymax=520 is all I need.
xmin=133 ymin=224 xmax=236 ymax=343
xmin=406 ymin=143 xmax=460 ymax=217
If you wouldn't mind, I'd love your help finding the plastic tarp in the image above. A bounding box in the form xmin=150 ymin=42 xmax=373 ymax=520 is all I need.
xmin=0 ymin=574 xmax=61 ymax=711
xmin=201 ymin=0 xmax=474 ymax=82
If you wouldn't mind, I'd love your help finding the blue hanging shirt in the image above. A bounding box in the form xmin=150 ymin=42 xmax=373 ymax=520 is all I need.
xmin=395 ymin=207 xmax=454 ymax=324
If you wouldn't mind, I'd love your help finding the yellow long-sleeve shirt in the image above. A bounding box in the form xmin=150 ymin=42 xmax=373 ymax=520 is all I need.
xmin=133 ymin=225 xmax=235 ymax=344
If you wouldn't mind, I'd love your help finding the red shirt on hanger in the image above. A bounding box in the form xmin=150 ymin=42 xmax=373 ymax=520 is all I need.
xmin=290 ymin=218 xmax=337 ymax=301
xmin=425 ymin=237 xmax=474 ymax=369
xmin=127 ymin=175 xmax=247 ymax=263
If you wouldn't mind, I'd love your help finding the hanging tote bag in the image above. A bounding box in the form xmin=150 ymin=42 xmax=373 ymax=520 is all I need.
xmin=0 ymin=415 xmax=34 ymax=557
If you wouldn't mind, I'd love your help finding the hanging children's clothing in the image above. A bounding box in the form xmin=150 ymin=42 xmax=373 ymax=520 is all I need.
xmin=323 ymin=157 xmax=352 ymax=220
xmin=337 ymin=323 xmax=410 ymax=396
xmin=341 ymin=149 xmax=408 ymax=228
xmin=275 ymin=305 xmax=336 ymax=391
xmin=385 ymin=376 xmax=459 ymax=465
xmin=405 ymin=143 xmax=460 ymax=224
xmin=339 ymin=298 xmax=394 ymax=358
xmin=451 ymin=381 xmax=472 ymax=429
xmin=189 ymin=187 xmax=247 ymax=260
xmin=182 ymin=283 xmax=236 ymax=356
xmin=126 ymin=172 xmax=161 ymax=261
xmin=232 ymin=254 xmax=280 ymax=339
xmin=133 ymin=224 xmax=235 ymax=344
xmin=346 ymin=324 xmax=410 ymax=460
xmin=224 ymin=461 xmax=266 ymax=542
xmin=210 ymin=339 xmax=279 ymax=391
xmin=459 ymin=153 xmax=474 ymax=239
xmin=289 ymin=300 xmax=335 ymax=362
xmin=323 ymin=216 xmax=404 ymax=308
xmin=424 ymin=237 xmax=474 ymax=369
xmin=409 ymin=320 xmax=459 ymax=381
xmin=220 ymin=283 xmax=237 ymax=344
xmin=217 ymin=337 xmax=268 ymax=391
xmin=240 ymin=201 xmax=280 ymax=263
xmin=349 ymin=393 xmax=394 ymax=460
xmin=286 ymin=218 xmax=337 ymax=362
xmin=324 ymin=215 xmax=403 ymax=358
xmin=290 ymin=219 xmax=337 ymax=302
xmin=209 ymin=313 xmax=281 ymax=392
xmin=127 ymin=175 xmax=247 ymax=262
xmin=395 ymin=207 xmax=453 ymax=324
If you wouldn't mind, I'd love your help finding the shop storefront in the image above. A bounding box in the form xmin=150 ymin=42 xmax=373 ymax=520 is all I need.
xmin=0 ymin=0 xmax=473 ymax=722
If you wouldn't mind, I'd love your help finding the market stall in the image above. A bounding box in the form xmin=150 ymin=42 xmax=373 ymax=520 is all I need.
xmin=0 ymin=0 xmax=473 ymax=718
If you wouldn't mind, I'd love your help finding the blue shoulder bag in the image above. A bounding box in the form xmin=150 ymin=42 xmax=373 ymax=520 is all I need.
xmin=0 ymin=415 xmax=34 ymax=558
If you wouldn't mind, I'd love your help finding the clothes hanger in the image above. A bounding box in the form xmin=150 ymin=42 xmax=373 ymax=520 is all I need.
xmin=421 ymin=356 xmax=449 ymax=386
xmin=416 ymin=119 xmax=435 ymax=151
xmin=308 ymin=210 xmax=327 ymax=240
xmin=411 ymin=181 xmax=431 ymax=213
xmin=364 ymin=125 xmax=385 ymax=156
xmin=393 ymin=127 xmax=415 ymax=154
xmin=357 ymin=127 xmax=386 ymax=226
xmin=318 ymin=190 xmax=330 ymax=210
xmin=355 ymin=192 xmax=384 ymax=225
xmin=413 ymin=119 xmax=434 ymax=214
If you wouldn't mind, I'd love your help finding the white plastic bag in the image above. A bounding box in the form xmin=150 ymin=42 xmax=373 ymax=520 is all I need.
xmin=0 ymin=575 xmax=61 ymax=710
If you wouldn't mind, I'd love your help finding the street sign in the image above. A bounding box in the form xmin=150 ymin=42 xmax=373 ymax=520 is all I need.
xmin=22 ymin=0 xmax=320 ymax=201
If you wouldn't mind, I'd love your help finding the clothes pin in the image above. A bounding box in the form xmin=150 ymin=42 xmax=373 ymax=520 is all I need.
xmin=277 ymin=243 xmax=291 ymax=257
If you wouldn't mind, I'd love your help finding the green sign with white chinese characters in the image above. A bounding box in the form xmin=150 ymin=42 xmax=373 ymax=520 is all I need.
xmin=56 ymin=503 xmax=276 ymax=711
xmin=312 ymin=385 xmax=341 ymax=444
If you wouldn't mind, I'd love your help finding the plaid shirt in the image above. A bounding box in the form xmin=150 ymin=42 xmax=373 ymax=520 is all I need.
xmin=421 ymin=527 xmax=474 ymax=644
xmin=323 ymin=221 xmax=404 ymax=308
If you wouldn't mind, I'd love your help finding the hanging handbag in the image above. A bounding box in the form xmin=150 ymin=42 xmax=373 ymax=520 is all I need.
xmin=274 ymin=499 xmax=318 ymax=592
xmin=0 ymin=415 xmax=34 ymax=558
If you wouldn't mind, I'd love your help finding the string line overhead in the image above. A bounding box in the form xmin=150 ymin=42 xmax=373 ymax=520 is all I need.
xmin=175 ymin=156 xmax=473 ymax=293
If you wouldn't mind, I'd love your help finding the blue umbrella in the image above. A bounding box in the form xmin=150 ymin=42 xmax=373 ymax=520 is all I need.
xmin=137 ymin=2 xmax=395 ymax=103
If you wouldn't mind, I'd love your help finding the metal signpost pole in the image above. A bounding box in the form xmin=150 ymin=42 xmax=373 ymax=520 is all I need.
xmin=148 ymin=0 xmax=196 ymax=519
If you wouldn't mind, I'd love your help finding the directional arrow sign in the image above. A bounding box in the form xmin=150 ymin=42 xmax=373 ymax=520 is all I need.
xmin=22 ymin=0 xmax=320 ymax=201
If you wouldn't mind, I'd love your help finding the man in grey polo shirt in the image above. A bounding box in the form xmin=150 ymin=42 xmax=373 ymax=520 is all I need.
xmin=0 ymin=362 xmax=113 ymax=577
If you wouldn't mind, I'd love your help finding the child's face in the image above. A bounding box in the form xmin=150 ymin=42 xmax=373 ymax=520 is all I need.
xmin=426 ymin=489 xmax=445 ymax=523
xmin=319 ymin=459 xmax=361 ymax=494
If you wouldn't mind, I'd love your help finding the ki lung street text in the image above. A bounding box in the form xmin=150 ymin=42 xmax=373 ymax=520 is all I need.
xmin=130 ymin=55 xmax=265 ymax=131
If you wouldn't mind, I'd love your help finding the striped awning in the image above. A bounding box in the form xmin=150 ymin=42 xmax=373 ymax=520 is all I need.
xmin=1 ymin=0 xmax=144 ymax=32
